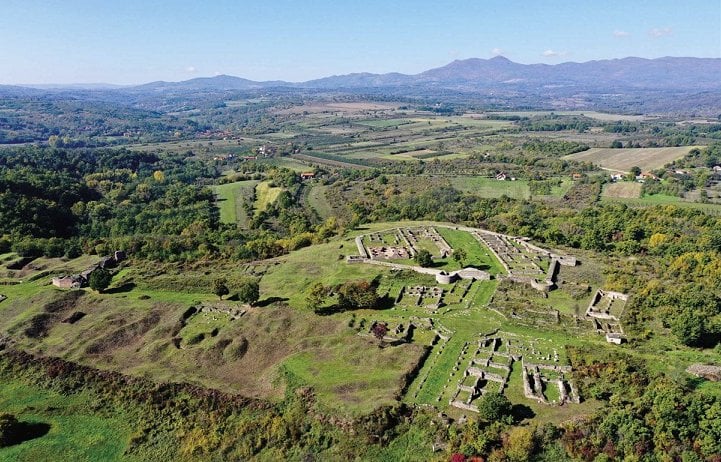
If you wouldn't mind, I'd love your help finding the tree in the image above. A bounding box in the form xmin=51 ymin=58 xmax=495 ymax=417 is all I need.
xmin=672 ymin=308 xmax=704 ymax=346
xmin=453 ymin=248 xmax=467 ymax=266
xmin=0 ymin=414 xmax=20 ymax=447
xmin=630 ymin=166 xmax=642 ymax=177
xmin=88 ymin=268 xmax=112 ymax=293
xmin=415 ymin=249 xmax=433 ymax=267
xmin=337 ymin=280 xmax=378 ymax=310
xmin=477 ymin=392 xmax=512 ymax=422
xmin=237 ymin=280 xmax=260 ymax=306
xmin=371 ymin=322 xmax=388 ymax=341
xmin=306 ymin=282 xmax=327 ymax=310
xmin=212 ymin=278 xmax=229 ymax=300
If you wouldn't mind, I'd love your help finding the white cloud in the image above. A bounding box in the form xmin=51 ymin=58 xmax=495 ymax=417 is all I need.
xmin=613 ymin=30 xmax=630 ymax=38
xmin=649 ymin=27 xmax=673 ymax=38
xmin=542 ymin=49 xmax=568 ymax=58
xmin=491 ymin=47 xmax=504 ymax=56
xmin=185 ymin=66 xmax=197 ymax=73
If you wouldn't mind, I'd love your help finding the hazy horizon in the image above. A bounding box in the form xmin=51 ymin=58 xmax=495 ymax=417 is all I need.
xmin=1 ymin=0 xmax=719 ymax=85
xmin=7 ymin=55 xmax=721 ymax=88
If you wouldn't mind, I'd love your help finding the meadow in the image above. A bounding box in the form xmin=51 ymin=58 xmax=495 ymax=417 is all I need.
xmin=0 ymin=379 xmax=135 ymax=461
xmin=449 ymin=177 xmax=530 ymax=199
xmin=212 ymin=179 xmax=258 ymax=225
xmin=253 ymin=180 xmax=283 ymax=214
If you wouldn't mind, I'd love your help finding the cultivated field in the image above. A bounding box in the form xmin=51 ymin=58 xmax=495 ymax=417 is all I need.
xmin=602 ymin=182 xmax=642 ymax=198
xmin=564 ymin=146 xmax=700 ymax=172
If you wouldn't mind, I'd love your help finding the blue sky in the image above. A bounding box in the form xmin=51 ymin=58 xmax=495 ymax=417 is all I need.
xmin=1 ymin=0 xmax=719 ymax=84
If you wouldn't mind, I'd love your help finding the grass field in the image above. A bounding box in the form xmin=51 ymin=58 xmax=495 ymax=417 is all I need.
xmin=282 ymin=336 xmax=425 ymax=415
xmin=436 ymin=227 xmax=505 ymax=275
xmin=0 ymin=379 xmax=133 ymax=461
xmin=254 ymin=181 xmax=283 ymax=214
xmin=564 ymin=146 xmax=701 ymax=172
xmin=306 ymin=184 xmax=333 ymax=219
xmin=213 ymin=180 xmax=258 ymax=225
xmin=0 ymin=219 xmax=674 ymax=424
xmin=602 ymin=182 xmax=642 ymax=198
xmin=601 ymin=194 xmax=721 ymax=214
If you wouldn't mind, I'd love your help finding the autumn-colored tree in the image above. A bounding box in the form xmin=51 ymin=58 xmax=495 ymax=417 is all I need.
xmin=337 ymin=280 xmax=378 ymax=309
xmin=371 ymin=322 xmax=388 ymax=340
xmin=306 ymin=282 xmax=327 ymax=310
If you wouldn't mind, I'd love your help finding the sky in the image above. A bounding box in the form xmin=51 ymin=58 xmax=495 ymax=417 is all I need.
xmin=1 ymin=0 xmax=719 ymax=85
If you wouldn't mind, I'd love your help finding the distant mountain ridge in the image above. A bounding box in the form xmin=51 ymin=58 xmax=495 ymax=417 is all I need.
xmin=3 ymin=56 xmax=720 ymax=115
xmin=119 ymin=56 xmax=721 ymax=92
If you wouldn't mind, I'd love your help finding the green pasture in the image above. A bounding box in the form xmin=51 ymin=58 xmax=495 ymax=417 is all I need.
xmin=0 ymin=379 xmax=134 ymax=462
xmin=254 ymin=180 xmax=284 ymax=214
xmin=212 ymin=179 xmax=258 ymax=225
xmin=449 ymin=177 xmax=531 ymax=199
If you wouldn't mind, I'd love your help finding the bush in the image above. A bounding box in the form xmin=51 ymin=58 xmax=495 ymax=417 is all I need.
xmin=89 ymin=268 xmax=112 ymax=293
xmin=237 ymin=280 xmax=260 ymax=306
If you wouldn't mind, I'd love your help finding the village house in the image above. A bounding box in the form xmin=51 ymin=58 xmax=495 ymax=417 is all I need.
xmin=256 ymin=145 xmax=277 ymax=157
xmin=300 ymin=172 xmax=315 ymax=180
xmin=637 ymin=172 xmax=660 ymax=181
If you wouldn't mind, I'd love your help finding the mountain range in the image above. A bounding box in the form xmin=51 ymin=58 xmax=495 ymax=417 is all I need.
xmin=128 ymin=56 xmax=721 ymax=93
xmin=3 ymin=56 xmax=720 ymax=115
